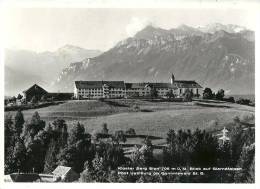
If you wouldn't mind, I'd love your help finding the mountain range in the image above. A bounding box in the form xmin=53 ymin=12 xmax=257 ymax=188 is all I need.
xmin=53 ymin=23 xmax=255 ymax=95
xmin=4 ymin=45 xmax=102 ymax=96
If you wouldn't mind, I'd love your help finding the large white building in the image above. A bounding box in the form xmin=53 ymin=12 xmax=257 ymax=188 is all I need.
xmin=74 ymin=74 xmax=203 ymax=99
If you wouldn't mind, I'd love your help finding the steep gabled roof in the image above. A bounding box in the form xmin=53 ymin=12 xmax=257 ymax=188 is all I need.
xmin=174 ymin=80 xmax=203 ymax=88
xmin=6 ymin=173 xmax=41 ymax=182
xmin=151 ymin=83 xmax=178 ymax=89
xmin=125 ymin=82 xmax=178 ymax=89
xmin=75 ymin=80 xmax=202 ymax=90
xmin=23 ymin=84 xmax=48 ymax=94
xmin=52 ymin=166 xmax=72 ymax=177
xmin=75 ymin=81 xmax=125 ymax=89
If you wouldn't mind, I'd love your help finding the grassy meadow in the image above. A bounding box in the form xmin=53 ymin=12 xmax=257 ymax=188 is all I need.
xmin=5 ymin=99 xmax=255 ymax=138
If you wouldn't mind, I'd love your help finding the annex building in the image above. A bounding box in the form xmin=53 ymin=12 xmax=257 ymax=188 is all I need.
xmin=74 ymin=74 xmax=203 ymax=99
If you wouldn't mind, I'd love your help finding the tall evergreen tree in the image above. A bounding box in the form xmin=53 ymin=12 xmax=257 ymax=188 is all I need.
xmin=11 ymin=137 xmax=27 ymax=173
xmin=234 ymin=144 xmax=255 ymax=183
xmin=43 ymin=119 xmax=68 ymax=173
xmin=5 ymin=114 xmax=15 ymax=174
xmin=14 ymin=110 xmax=25 ymax=136
xmin=58 ymin=122 xmax=92 ymax=173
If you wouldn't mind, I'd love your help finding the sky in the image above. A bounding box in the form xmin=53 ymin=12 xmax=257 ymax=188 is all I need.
xmin=2 ymin=8 xmax=258 ymax=52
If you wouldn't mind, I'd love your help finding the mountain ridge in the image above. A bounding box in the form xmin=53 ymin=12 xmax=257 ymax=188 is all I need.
xmin=53 ymin=24 xmax=254 ymax=95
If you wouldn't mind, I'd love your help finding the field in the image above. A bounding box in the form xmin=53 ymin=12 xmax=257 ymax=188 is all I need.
xmin=5 ymin=99 xmax=255 ymax=138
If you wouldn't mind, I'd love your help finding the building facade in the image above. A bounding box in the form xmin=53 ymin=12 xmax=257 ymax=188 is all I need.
xmin=74 ymin=74 xmax=203 ymax=99
xmin=74 ymin=81 xmax=125 ymax=99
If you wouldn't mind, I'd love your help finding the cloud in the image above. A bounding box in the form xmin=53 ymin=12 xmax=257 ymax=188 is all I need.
xmin=126 ymin=17 xmax=151 ymax=37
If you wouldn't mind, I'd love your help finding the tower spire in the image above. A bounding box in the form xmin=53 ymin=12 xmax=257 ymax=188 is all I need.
xmin=171 ymin=73 xmax=175 ymax=84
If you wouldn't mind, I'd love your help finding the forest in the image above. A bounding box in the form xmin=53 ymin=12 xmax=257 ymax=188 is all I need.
xmin=4 ymin=110 xmax=255 ymax=183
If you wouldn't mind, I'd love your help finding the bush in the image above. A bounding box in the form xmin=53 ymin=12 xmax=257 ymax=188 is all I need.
xmin=215 ymin=89 xmax=225 ymax=100
xmin=101 ymin=123 xmax=109 ymax=134
xmin=183 ymin=89 xmax=193 ymax=102
xmin=203 ymin=88 xmax=214 ymax=99
xmin=132 ymin=104 xmax=140 ymax=112
xmin=224 ymin=97 xmax=235 ymax=103
xmin=17 ymin=94 xmax=23 ymax=100
xmin=236 ymin=98 xmax=252 ymax=106
xmin=125 ymin=128 xmax=136 ymax=135
xmin=193 ymin=93 xmax=200 ymax=98
xmin=113 ymin=130 xmax=126 ymax=143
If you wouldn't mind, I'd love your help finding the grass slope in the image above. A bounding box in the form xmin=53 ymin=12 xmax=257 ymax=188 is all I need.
xmin=5 ymin=99 xmax=254 ymax=137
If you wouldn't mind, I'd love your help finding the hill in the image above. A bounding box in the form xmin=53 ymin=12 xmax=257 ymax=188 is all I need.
xmin=4 ymin=45 xmax=102 ymax=96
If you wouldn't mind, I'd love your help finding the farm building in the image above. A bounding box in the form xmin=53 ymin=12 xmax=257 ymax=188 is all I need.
xmin=22 ymin=84 xmax=73 ymax=102
xmin=23 ymin=84 xmax=48 ymax=102
xmin=74 ymin=74 xmax=203 ymax=99
xmin=52 ymin=166 xmax=79 ymax=182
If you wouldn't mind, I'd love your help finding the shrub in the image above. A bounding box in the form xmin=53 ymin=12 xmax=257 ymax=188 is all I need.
xmin=215 ymin=89 xmax=225 ymax=100
xmin=101 ymin=123 xmax=109 ymax=134
xmin=113 ymin=130 xmax=126 ymax=143
xmin=203 ymin=88 xmax=214 ymax=99
xmin=236 ymin=98 xmax=252 ymax=106
xmin=125 ymin=128 xmax=136 ymax=135
xmin=132 ymin=104 xmax=140 ymax=112
xmin=17 ymin=94 xmax=23 ymax=100
xmin=183 ymin=89 xmax=193 ymax=102
xmin=224 ymin=96 xmax=235 ymax=103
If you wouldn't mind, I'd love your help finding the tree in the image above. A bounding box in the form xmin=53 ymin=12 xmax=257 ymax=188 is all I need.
xmin=58 ymin=122 xmax=92 ymax=173
xmin=25 ymin=138 xmax=46 ymax=173
xmin=216 ymin=89 xmax=225 ymax=100
xmin=203 ymin=88 xmax=214 ymax=99
xmin=236 ymin=98 xmax=252 ymax=106
xmin=22 ymin=112 xmax=45 ymax=144
xmin=183 ymin=89 xmax=193 ymax=102
xmin=17 ymin=94 xmax=23 ymax=100
xmin=166 ymin=90 xmax=175 ymax=99
xmin=225 ymin=96 xmax=235 ymax=103
xmin=113 ymin=130 xmax=126 ymax=143
xmin=14 ymin=110 xmax=25 ymax=136
xmin=101 ymin=123 xmax=109 ymax=134
xmin=234 ymin=144 xmax=255 ymax=183
xmin=130 ymin=146 xmax=146 ymax=167
xmin=233 ymin=116 xmax=241 ymax=127
xmin=141 ymin=137 xmax=155 ymax=166
xmin=11 ymin=96 xmax=17 ymax=103
xmin=5 ymin=114 xmax=15 ymax=174
xmin=216 ymin=141 xmax=235 ymax=183
xmin=11 ymin=138 xmax=27 ymax=173
xmin=79 ymin=155 xmax=108 ymax=182
xmin=43 ymin=119 xmax=68 ymax=173
xmin=125 ymin=128 xmax=136 ymax=135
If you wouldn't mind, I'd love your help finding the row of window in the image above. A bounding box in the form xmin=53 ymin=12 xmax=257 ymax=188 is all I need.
xmin=79 ymin=94 xmax=124 ymax=98
xmin=78 ymin=88 xmax=124 ymax=91
xmin=77 ymin=88 xmax=200 ymax=95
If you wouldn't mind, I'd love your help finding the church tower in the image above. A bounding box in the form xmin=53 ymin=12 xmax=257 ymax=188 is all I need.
xmin=170 ymin=73 xmax=175 ymax=84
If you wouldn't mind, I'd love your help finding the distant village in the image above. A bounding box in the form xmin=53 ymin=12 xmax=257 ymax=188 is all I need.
xmin=5 ymin=72 xmax=255 ymax=111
